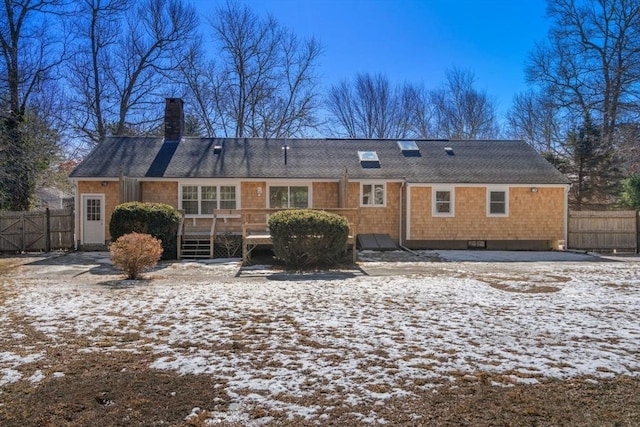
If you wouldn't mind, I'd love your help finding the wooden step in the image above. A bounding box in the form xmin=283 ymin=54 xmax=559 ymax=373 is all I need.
xmin=180 ymin=238 xmax=212 ymax=259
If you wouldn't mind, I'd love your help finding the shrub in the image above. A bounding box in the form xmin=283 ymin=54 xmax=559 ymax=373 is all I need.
xmin=110 ymin=202 xmax=181 ymax=259
xmin=110 ymin=232 xmax=163 ymax=280
xmin=268 ymin=209 xmax=349 ymax=268
xmin=620 ymin=174 xmax=640 ymax=209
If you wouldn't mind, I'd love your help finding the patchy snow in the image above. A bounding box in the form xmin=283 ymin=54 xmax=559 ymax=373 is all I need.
xmin=1 ymin=250 xmax=639 ymax=423
xmin=0 ymin=352 xmax=43 ymax=385
xmin=28 ymin=369 xmax=45 ymax=383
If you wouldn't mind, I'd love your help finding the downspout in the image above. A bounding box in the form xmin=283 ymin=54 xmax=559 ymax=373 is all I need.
xmin=563 ymin=183 xmax=570 ymax=250
xmin=399 ymin=179 xmax=418 ymax=255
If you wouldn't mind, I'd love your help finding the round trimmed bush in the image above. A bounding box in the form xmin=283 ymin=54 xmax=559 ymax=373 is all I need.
xmin=109 ymin=202 xmax=181 ymax=259
xmin=268 ymin=209 xmax=350 ymax=268
xmin=110 ymin=232 xmax=163 ymax=279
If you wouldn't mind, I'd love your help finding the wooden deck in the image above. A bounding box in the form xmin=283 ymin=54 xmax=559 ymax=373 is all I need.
xmin=178 ymin=208 xmax=358 ymax=264
xmin=240 ymin=208 xmax=358 ymax=264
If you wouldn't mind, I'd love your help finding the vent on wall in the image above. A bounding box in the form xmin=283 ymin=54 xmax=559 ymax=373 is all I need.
xmin=213 ymin=145 xmax=222 ymax=154
xmin=397 ymin=140 xmax=420 ymax=157
xmin=358 ymin=151 xmax=380 ymax=168
xmin=445 ymin=147 xmax=454 ymax=156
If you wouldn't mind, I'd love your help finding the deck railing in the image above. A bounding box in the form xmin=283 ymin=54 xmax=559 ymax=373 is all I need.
xmin=178 ymin=208 xmax=359 ymax=262
xmin=239 ymin=208 xmax=359 ymax=264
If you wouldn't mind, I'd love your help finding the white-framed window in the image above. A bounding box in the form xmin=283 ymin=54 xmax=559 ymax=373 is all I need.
xmin=487 ymin=187 xmax=509 ymax=216
xmin=432 ymin=187 xmax=454 ymax=217
xmin=361 ymin=183 xmax=385 ymax=207
xmin=269 ymin=185 xmax=309 ymax=209
xmin=180 ymin=184 xmax=237 ymax=215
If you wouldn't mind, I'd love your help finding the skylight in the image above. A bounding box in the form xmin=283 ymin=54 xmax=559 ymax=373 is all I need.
xmin=358 ymin=151 xmax=380 ymax=168
xmin=397 ymin=140 xmax=419 ymax=152
xmin=397 ymin=140 xmax=420 ymax=157
xmin=358 ymin=151 xmax=379 ymax=162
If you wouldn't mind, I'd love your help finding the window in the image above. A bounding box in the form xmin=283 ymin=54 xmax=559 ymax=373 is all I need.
xmin=487 ymin=188 xmax=508 ymax=216
xmin=220 ymin=186 xmax=237 ymax=209
xmin=269 ymin=186 xmax=309 ymax=209
xmin=201 ymin=186 xmax=217 ymax=214
xmin=361 ymin=183 xmax=385 ymax=206
xmin=86 ymin=199 xmax=101 ymax=221
xmin=433 ymin=188 xmax=454 ymax=216
xmin=182 ymin=185 xmax=199 ymax=215
xmin=181 ymin=184 xmax=237 ymax=215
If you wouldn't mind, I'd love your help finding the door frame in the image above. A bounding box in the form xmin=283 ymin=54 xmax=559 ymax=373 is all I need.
xmin=81 ymin=193 xmax=106 ymax=246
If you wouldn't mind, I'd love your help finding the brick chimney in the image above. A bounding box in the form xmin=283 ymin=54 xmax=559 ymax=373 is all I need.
xmin=164 ymin=98 xmax=184 ymax=141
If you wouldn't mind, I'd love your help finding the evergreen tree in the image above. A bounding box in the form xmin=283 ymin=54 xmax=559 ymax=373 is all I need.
xmin=619 ymin=175 xmax=640 ymax=209
xmin=565 ymin=115 xmax=623 ymax=209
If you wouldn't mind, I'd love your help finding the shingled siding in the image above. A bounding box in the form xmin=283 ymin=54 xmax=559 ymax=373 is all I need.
xmin=347 ymin=181 xmax=401 ymax=239
xmin=313 ymin=182 xmax=339 ymax=208
xmin=408 ymin=186 xmax=565 ymax=246
xmin=141 ymin=182 xmax=179 ymax=208
xmin=76 ymin=180 xmax=120 ymax=242
xmin=241 ymin=182 xmax=266 ymax=208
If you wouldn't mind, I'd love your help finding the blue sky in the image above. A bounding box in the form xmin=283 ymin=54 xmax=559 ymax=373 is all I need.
xmin=193 ymin=0 xmax=550 ymax=117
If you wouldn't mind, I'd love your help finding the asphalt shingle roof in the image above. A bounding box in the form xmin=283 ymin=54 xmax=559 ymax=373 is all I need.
xmin=70 ymin=137 xmax=570 ymax=185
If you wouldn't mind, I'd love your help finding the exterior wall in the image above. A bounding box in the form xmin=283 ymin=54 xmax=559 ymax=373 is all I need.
xmin=347 ymin=181 xmax=400 ymax=239
xmin=141 ymin=181 xmax=178 ymax=207
xmin=408 ymin=186 xmax=565 ymax=246
xmin=313 ymin=182 xmax=339 ymax=208
xmin=241 ymin=181 xmax=340 ymax=209
xmin=76 ymin=180 xmax=119 ymax=243
xmin=241 ymin=182 xmax=267 ymax=209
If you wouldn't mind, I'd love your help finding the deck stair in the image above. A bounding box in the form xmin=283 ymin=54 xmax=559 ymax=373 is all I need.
xmin=180 ymin=238 xmax=212 ymax=258
xmin=177 ymin=210 xmax=243 ymax=259
xmin=177 ymin=216 xmax=214 ymax=259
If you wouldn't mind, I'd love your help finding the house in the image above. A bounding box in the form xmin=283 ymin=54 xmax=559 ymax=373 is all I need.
xmin=69 ymin=98 xmax=570 ymax=258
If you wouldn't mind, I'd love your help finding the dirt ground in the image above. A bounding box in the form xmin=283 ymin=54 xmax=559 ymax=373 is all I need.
xmin=1 ymin=251 xmax=639 ymax=426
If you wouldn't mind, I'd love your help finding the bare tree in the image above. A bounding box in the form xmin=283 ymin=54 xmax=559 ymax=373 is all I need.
xmin=196 ymin=2 xmax=321 ymax=138
xmin=0 ymin=0 xmax=68 ymax=210
xmin=527 ymin=0 xmax=640 ymax=146
xmin=67 ymin=0 xmax=198 ymax=144
xmin=67 ymin=0 xmax=129 ymax=144
xmin=325 ymin=73 xmax=413 ymax=138
xmin=505 ymin=90 xmax=564 ymax=153
xmin=405 ymin=84 xmax=439 ymax=139
xmin=431 ymin=68 xmax=499 ymax=139
xmin=176 ymin=44 xmax=225 ymax=137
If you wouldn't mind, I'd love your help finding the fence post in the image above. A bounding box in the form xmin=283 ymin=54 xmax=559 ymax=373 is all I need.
xmin=19 ymin=212 xmax=25 ymax=252
xmin=636 ymin=210 xmax=639 ymax=254
xmin=45 ymin=208 xmax=51 ymax=252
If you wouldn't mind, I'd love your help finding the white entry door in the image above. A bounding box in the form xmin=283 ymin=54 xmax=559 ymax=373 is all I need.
xmin=82 ymin=194 xmax=105 ymax=245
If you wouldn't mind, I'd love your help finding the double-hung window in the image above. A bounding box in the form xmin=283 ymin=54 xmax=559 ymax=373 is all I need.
xmin=433 ymin=187 xmax=454 ymax=216
xmin=487 ymin=188 xmax=508 ymax=216
xmin=181 ymin=184 xmax=237 ymax=215
xmin=361 ymin=183 xmax=385 ymax=207
xmin=269 ymin=186 xmax=309 ymax=209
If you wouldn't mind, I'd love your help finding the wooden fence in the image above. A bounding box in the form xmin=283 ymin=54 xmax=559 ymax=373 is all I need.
xmin=0 ymin=208 xmax=74 ymax=253
xmin=568 ymin=210 xmax=639 ymax=253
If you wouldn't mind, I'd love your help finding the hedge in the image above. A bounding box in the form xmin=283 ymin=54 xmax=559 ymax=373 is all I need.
xmin=268 ymin=209 xmax=349 ymax=268
xmin=109 ymin=202 xmax=181 ymax=259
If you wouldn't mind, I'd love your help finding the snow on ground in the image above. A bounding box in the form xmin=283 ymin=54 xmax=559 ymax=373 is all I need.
xmin=1 ymin=250 xmax=640 ymax=423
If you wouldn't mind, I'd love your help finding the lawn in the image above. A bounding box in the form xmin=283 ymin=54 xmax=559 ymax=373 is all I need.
xmin=0 ymin=251 xmax=639 ymax=426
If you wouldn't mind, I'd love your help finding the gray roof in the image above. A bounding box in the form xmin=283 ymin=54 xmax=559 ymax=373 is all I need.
xmin=70 ymin=137 xmax=570 ymax=185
